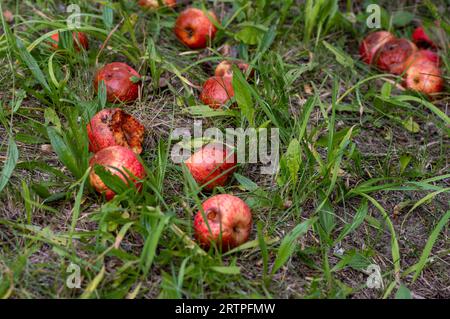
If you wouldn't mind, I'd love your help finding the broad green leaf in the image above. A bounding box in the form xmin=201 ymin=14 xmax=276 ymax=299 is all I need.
xmin=210 ymin=266 xmax=241 ymax=275
xmin=0 ymin=137 xmax=19 ymax=193
xmin=232 ymin=66 xmax=255 ymax=126
xmin=395 ymin=284 xmax=412 ymax=299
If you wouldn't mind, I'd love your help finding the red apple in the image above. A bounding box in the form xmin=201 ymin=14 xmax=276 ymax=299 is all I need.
xmin=50 ymin=31 xmax=89 ymax=51
xmin=87 ymin=108 xmax=145 ymax=155
xmin=185 ymin=143 xmax=236 ymax=191
xmin=214 ymin=60 xmax=253 ymax=78
xmin=374 ymin=38 xmax=417 ymax=74
xmin=200 ymin=76 xmax=234 ymax=109
xmin=412 ymin=26 xmax=436 ymax=49
xmin=138 ymin=0 xmax=176 ymax=9
xmin=174 ymin=8 xmax=218 ymax=49
xmin=414 ymin=49 xmax=440 ymax=65
xmin=404 ymin=54 xmax=443 ymax=95
xmin=94 ymin=62 xmax=141 ymax=104
xmin=89 ymin=146 xmax=146 ymax=200
xmin=194 ymin=194 xmax=252 ymax=251
xmin=359 ymin=31 xmax=395 ymax=64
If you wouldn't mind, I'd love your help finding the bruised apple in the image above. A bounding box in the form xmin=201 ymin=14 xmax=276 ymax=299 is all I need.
xmin=185 ymin=143 xmax=236 ymax=191
xmin=200 ymin=76 xmax=234 ymax=109
xmin=87 ymin=108 xmax=145 ymax=154
xmin=50 ymin=31 xmax=89 ymax=51
xmin=194 ymin=194 xmax=252 ymax=251
xmin=89 ymin=146 xmax=146 ymax=200
xmin=404 ymin=53 xmax=443 ymax=95
xmin=174 ymin=8 xmax=218 ymax=49
xmin=359 ymin=31 xmax=395 ymax=64
xmin=94 ymin=62 xmax=141 ymax=104
xmin=374 ymin=38 xmax=417 ymax=74
xmin=138 ymin=0 xmax=176 ymax=9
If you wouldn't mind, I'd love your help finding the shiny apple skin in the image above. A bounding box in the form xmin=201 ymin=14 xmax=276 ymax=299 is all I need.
xmin=89 ymin=146 xmax=146 ymax=200
xmin=174 ymin=8 xmax=218 ymax=49
xmin=194 ymin=194 xmax=252 ymax=251
xmin=200 ymin=76 xmax=234 ymax=109
xmin=404 ymin=54 xmax=443 ymax=95
xmin=359 ymin=31 xmax=395 ymax=64
xmin=185 ymin=143 xmax=236 ymax=191
xmin=87 ymin=108 xmax=145 ymax=154
xmin=375 ymin=38 xmax=417 ymax=74
xmin=94 ymin=62 xmax=141 ymax=104
xmin=50 ymin=32 xmax=89 ymax=51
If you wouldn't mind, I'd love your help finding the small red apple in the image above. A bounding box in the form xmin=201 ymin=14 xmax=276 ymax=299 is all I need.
xmin=94 ymin=62 xmax=141 ymax=104
xmin=404 ymin=54 xmax=443 ymax=95
xmin=412 ymin=26 xmax=437 ymax=49
xmin=414 ymin=49 xmax=440 ymax=66
xmin=87 ymin=108 xmax=145 ymax=155
xmin=89 ymin=145 xmax=146 ymax=200
xmin=200 ymin=76 xmax=234 ymax=109
xmin=359 ymin=31 xmax=395 ymax=64
xmin=374 ymin=38 xmax=418 ymax=74
xmin=174 ymin=8 xmax=218 ymax=49
xmin=185 ymin=143 xmax=236 ymax=191
xmin=214 ymin=60 xmax=253 ymax=78
xmin=138 ymin=0 xmax=176 ymax=9
xmin=194 ymin=194 xmax=252 ymax=251
xmin=50 ymin=31 xmax=89 ymax=51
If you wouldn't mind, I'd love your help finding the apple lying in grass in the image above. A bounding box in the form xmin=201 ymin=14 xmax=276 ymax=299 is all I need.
xmin=174 ymin=8 xmax=218 ymax=49
xmin=375 ymin=38 xmax=417 ymax=74
xmin=185 ymin=143 xmax=236 ymax=191
xmin=94 ymin=62 xmax=141 ymax=104
xmin=89 ymin=146 xmax=146 ymax=200
xmin=87 ymin=108 xmax=145 ymax=154
xmin=412 ymin=26 xmax=437 ymax=49
xmin=359 ymin=31 xmax=395 ymax=64
xmin=214 ymin=60 xmax=252 ymax=78
xmin=404 ymin=53 xmax=443 ymax=95
xmin=138 ymin=0 xmax=176 ymax=9
xmin=415 ymin=49 xmax=440 ymax=65
xmin=50 ymin=31 xmax=89 ymax=51
xmin=200 ymin=76 xmax=234 ymax=109
xmin=194 ymin=194 xmax=252 ymax=251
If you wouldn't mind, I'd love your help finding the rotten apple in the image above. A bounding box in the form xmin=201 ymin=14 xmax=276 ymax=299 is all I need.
xmin=138 ymin=0 xmax=176 ymax=9
xmin=174 ymin=8 xmax=218 ymax=49
xmin=194 ymin=194 xmax=252 ymax=251
xmin=185 ymin=143 xmax=236 ymax=191
xmin=374 ymin=38 xmax=417 ymax=74
xmin=94 ymin=62 xmax=142 ymax=104
xmin=50 ymin=31 xmax=89 ymax=51
xmin=200 ymin=76 xmax=234 ymax=109
xmin=359 ymin=31 xmax=395 ymax=64
xmin=214 ymin=60 xmax=253 ymax=78
xmin=89 ymin=145 xmax=146 ymax=200
xmin=87 ymin=108 xmax=145 ymax=154
xmin=404 ymin=53 xmax=443 ymax=95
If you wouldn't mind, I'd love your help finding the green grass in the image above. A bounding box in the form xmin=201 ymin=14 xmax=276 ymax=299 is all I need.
xmin=0 ymin=0 xmax=449 ymax=299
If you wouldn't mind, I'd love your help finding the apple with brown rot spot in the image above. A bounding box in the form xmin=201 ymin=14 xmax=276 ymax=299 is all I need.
xmin=89 ymin=146 xmax=146 ymax=201
xmin=200 ymin=76 xmax=234 ymax=109
xmin=194 ymin=194 xmax=252 ymax=251
xmin=174 ymin=8 xmax=218 ymax=49
xmin=359 ymin=31 xmax=395 ymax=64
xmin=50 ymin=31 xmax=89 ymax=51
xmin=87 ymin=108 xmax=145 ymax=155
xmin=374 ymin=38 xmax=417 ymax=74
xmin=185 ymin=143 xmax=237 ymax=191
xmin=94 ymin=62 xmax=142 ymax=104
